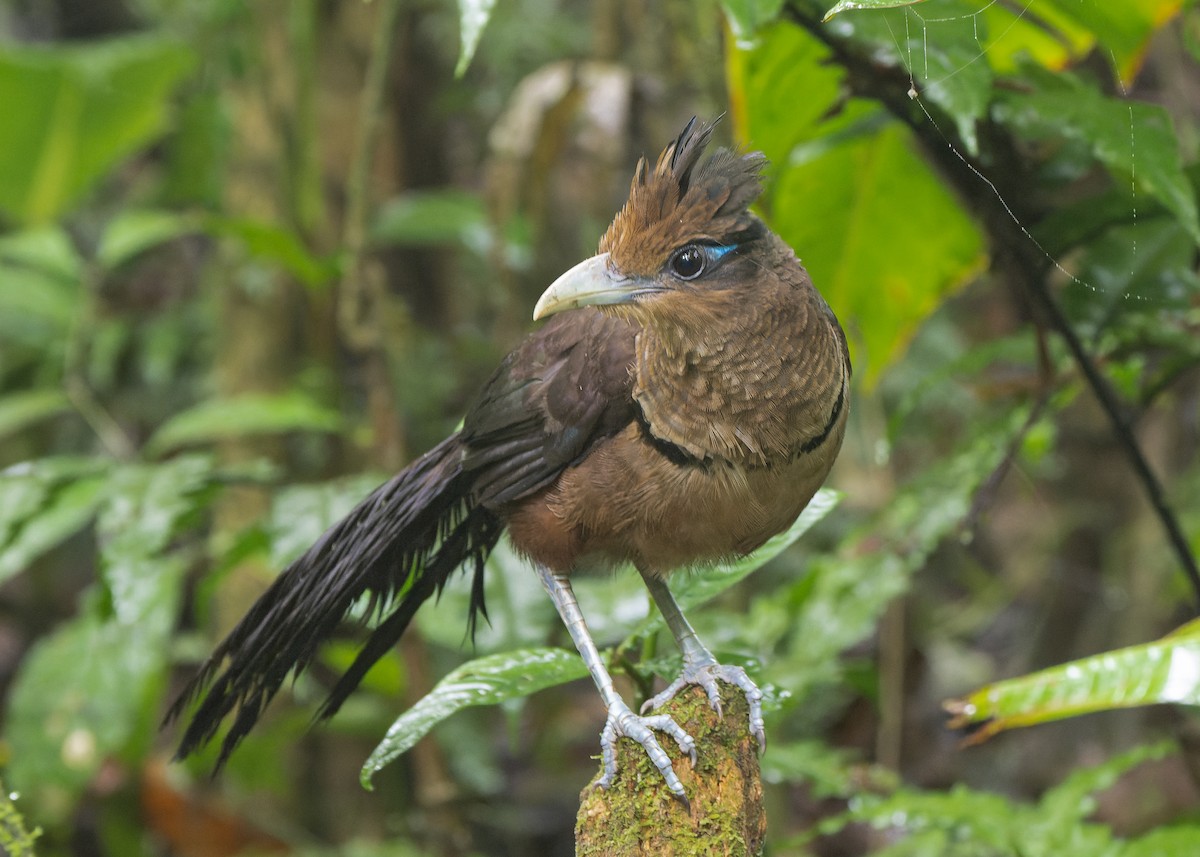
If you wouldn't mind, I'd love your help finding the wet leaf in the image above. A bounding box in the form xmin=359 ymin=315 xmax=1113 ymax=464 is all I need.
xmin=1040 ymin=0 xmax=1185 ymax=85
xmin=6 ymin=456 xmax=215 ymax=818
xmin=995 ymin=83 xmax=1200 ymax=245
xmin=823 ymin=0 xmax=926 ymax=22
xmin=361 ymin=648 xmax=587 ymax=787
xmin=946 ymin=621 xmax=1200 ymax=742
xmin=0 ymin=457 xmax=108 ymax=586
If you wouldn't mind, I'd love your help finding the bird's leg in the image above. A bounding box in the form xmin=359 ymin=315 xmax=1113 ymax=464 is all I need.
xmin=639 ymin=570 xmax=766 ymax=753
xmin=534 ymin=563 xmax=696 ymax=798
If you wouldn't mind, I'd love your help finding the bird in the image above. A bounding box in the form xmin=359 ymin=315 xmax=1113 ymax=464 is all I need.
xmin=166 ymin=117 xmax=850 ymax=800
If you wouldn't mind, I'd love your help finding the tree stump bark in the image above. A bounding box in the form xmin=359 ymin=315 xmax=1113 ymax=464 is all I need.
xmin=575 ymin=686 xmax=766 ymax=856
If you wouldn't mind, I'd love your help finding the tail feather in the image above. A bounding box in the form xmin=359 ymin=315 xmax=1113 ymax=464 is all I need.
xmin=166 ymin=433 xmax=502 ymax=768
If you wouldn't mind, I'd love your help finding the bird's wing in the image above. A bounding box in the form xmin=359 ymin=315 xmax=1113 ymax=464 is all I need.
xmin=461 ymin=308 xmax=637 ymax=507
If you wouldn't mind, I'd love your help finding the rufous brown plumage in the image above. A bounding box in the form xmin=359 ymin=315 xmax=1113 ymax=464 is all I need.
xmin=166 ymin=117 xmax=850 ymax=800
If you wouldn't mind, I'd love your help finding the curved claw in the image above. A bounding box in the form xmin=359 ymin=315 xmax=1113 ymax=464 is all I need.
xmin=642 ymin=662 xmax=767 ymax=754
xmin=597 ymin=700 xmax=696 ymax=798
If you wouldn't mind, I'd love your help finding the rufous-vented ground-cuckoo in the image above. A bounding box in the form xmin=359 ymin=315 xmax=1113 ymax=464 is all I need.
xmin=168 ymin=118 xmax=850 ymax=799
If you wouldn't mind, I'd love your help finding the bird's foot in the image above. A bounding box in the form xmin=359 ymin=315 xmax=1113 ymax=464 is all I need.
xmin=641 ymin=661 xmax=766 ymax=753
xmin=598 ymin=698 xmax=697 ymax=801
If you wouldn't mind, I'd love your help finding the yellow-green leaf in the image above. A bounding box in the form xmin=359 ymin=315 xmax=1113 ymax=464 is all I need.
xmin=946 ymin=620 xmax=1200 ymax=742
xmin=0 ymin=35 xmax=193 ymax=225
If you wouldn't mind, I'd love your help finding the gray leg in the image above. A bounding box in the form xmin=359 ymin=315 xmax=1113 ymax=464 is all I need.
xmin=534 ymin=563 xmax=696 ymax=798
xmin=639 ymin=570 xmax=766 ymax=752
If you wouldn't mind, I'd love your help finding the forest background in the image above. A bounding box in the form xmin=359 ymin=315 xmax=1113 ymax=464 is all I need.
xmin=3 ymin=0 xmax=1200 ymax=854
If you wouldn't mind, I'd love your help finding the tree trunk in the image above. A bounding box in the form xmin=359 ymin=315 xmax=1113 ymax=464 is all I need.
xmin=575 ymin=687 xmax=766 ymax=856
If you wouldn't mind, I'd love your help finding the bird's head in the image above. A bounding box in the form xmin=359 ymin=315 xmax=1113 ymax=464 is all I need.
xmin=533 ymin=117 xmax=771 ymax=325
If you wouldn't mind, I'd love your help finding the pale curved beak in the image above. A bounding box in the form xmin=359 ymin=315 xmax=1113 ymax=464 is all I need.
xmin=533 ymin=253 xmax=660 ymax=320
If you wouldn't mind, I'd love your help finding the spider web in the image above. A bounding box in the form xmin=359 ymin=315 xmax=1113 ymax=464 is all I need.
xmin=878 ymin=0 xmax=1154 ymax=304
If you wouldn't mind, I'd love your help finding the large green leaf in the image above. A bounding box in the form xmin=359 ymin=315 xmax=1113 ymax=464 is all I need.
xmin=360 ymin=647 xmax=588 ymax=788
xmin=772 ymin=118 xmax=984 ymax=385
xmin=826 ymin=2 xmax=993 ymax=153
xmin=1040 ymin=0 xmax=1185 ymax=85
xmin=946 ymin=618 xmax=1200 ymax=742
xmin=729 ymin=22 xmax=985 ymax=386
xmin=0 ymin=35 xmax=193 ymax=225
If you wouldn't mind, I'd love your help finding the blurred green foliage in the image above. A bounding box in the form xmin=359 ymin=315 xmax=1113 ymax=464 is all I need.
xmin=0 ymin=0 xmax=1199 ymax=855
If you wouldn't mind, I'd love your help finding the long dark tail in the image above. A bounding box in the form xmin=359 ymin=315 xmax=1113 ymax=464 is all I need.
xmin=166 ymin=433 xmax=503 ymax=768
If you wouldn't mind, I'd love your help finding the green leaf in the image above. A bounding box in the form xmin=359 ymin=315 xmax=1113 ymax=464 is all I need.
xmin=772 ymin=119 xmax=984 ymax=385
xmin=1123 ymin=826 xmax=1200 ymax=857
xmin=97 ymin=456 xmax=214 ymax=623
xmin=1038 ymin=741 xmax=1174 ymax=827
xmin=418 ymin=534 xmax=558 ymax=653
xmin=720 ymin=0 xmax=787 ymax=45
xmin=0 ymin=227 xmax=81 ymax=348
xmin=995 ymin=84 xmax=1200 ymax=246
xmin=0 ymin=457 xmax=108 ymax=586
xmin=819 ymin=742 xmax=1175 ymax=856
xmin=760 ymin=739 xmax=875 ymax=797
xmin=946 ymin=621 xmax=1200 ymax=741
xmin=0 ymin=389 xmax=71 ymax=440
xmin=203 ymin=215 xmax=338 ymax=287
xmin=145 ymin=392 xmax=342 ymax=455
xmin=0 ymin=779 xmax=40 ymax=857
xmin=823 ymin=0 xmax=926 ymax=22
xmin=370 ymin=189 xmax=489 ymax=249
xmin=361 ymin=648 xmax=588 ymax=787
xmin=455 ymin=0 xmax=496 ymax=77
xmin=266 ymin=474 xmax=385 ymax=569
xmin=0 ymin=35 xmax=193 ymax=225
xmin=828 ymin=2 xmax=992 ymax=153
xmin=1040 ymin=0 xmax=1185 ymax=85
xmin=728 ymin=22 xmax=845 ymax=170
xmin=6 ymin=457 xmax=214 ymax=819
xmin=0 ymin=225 xmax=81 ymax=282
xmin=98 ymin=208 xmax=197 ymax=271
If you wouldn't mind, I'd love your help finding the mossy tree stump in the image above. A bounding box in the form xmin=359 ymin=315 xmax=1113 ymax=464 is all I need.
xmin=575 ymin=686 xmax=766 ymax=856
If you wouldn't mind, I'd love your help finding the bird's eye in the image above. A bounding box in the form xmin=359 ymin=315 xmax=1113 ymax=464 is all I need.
xmin=669 ymin=245 xmax=706 ymax=280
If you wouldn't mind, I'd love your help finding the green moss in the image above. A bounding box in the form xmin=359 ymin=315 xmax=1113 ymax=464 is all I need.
xmin=576 ymin=685 xmax=765 ymax=856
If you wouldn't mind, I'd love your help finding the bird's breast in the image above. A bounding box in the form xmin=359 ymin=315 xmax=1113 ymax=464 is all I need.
xmin=512 ymin=416 xmax=843 ymax=574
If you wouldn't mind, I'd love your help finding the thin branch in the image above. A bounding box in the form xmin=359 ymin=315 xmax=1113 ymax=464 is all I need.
xmin=784 ymin=2 xmax=1200 ymax=611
